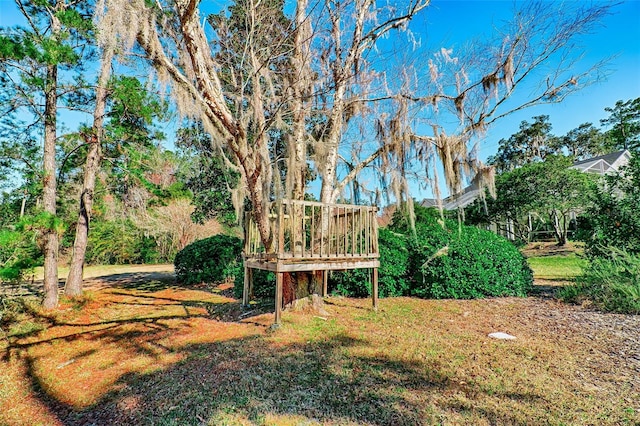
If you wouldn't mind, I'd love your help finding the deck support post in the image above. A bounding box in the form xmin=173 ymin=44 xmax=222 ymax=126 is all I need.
xmin=372 ymin=267 xmax=378 ymax=311
xmin=322 ymin=270 xmax=328 ymax=297
xmin=242 ymin=264 xmax=250 ymax=307
xmin=275 ymin=271 xmax=283 ymax=324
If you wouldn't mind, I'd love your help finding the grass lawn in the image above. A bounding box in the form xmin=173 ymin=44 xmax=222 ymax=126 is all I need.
xmin=1 ymin=263 xmax=637 ymax=425
xmin=527 ymin=253 xmax=586 ymax=280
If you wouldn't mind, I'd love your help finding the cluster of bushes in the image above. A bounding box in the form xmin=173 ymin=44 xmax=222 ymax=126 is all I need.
xmin=86 ymin=219 xmax=162 ymax=265
xmin=174 ymin=205 xmax=533 ymax=301
xmin=560 ymin=248 xmax=639 ymax=314
xmin=331 ymin=205 xmax=532 ymax=299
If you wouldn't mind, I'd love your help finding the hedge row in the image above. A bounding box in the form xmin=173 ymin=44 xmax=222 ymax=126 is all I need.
xmin=174 ymin=205 xmax=533 ymax=300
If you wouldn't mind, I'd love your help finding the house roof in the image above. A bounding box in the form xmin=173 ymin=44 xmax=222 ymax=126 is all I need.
xmin=571 ymin=149 xmax=630 ymax=174
xmin=420 ymin=179 xmax=484 ymax=210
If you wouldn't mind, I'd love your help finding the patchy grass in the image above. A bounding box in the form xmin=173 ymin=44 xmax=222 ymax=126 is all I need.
xmin=527 ymin=254 xmax=586 ymax=280
xmin=1 ymin=265 xmax=638 ymax=425
xmin=30 ymin=263 xmax=174 ymax=281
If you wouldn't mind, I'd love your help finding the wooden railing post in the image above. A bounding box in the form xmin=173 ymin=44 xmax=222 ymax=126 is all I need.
xmin=277 ymin=201 xmax=284 ymax=256
xmin=322 ymin=270 xmax=328 ymax=297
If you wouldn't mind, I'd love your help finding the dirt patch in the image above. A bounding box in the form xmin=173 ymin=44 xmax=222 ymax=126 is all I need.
xmin=509 ymin=295 xmax=640 ymax=391
xmin=521 ymin=241 xmax=584 ymax=258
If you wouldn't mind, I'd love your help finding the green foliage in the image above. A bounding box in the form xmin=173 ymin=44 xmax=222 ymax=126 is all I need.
xmin=55 ymin=8 xmax=94 ymax=35
xmin=175 ymin=122 xmax=240 ymax=225
xmin=174 ymin=235 xmax=243 ymax=286
xmin=0 ymin=33 xmax=79 ymax=65
xmin=400 ymin=204 xmax=532 ymax=299
xmin=600 ymin=98 xmax=640 ymax=151
xmin=0 ymin=225 xmax=41 ymax=284
xmin=579 ymin=152 xmax=640 ymax=258
xmin=488 ymin=115 xmax=556 ymax=173
xmin=330 ymin=229 xmax=410 ymax=298
xmin=559 ymin=248 xmax=640 ymax=314
xmin=107 ymin=76 xmax=167 ymax=145
xmin=85 ymin=219 xmax=160 ymax=265
xmin=565 ymin=153 xmax=640 ymax=314
xmin=330 ymin=203 xmax=532 ymax=300
xmin=558 ymin=122 xmax=611 ymax=160
xmin=402 ymin=213 xmax=457 ymax=287
xmin=467 ymin=155 xmax=594 ymax=245
xmin=415 ymin=227 xmax=533 ymax=299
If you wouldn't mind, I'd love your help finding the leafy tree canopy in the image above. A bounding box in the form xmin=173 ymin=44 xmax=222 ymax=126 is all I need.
xmin=467 ymin=155 xmax=594 ymax=245
xmin=487 ymin=115 xmax=557 ymax=174
xmin=600 ymin=97 xmax=640 ymax=151
xmin=175 ymin=122 xmax=240 ymax=225
xmin=579 ymin=152 xmax=640 ymax=257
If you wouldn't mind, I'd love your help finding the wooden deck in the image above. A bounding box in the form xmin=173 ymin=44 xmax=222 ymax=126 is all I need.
xmin=243 ymin=200 xmax=380 ymax=324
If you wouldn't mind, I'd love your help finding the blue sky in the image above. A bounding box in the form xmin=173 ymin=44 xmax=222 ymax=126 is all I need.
xmin=417 ymin=0 xmax=640 ymax=160
xmin=1 ymin=0 xmax=639 ymax=199
xmin=2 ymin=0 xmax=636 ymax=144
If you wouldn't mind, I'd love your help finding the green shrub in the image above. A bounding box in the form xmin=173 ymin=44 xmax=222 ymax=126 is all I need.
xmin=174 ymin=234 xmax=243 ymax=285
xmin=86 ymin=219 xmax=160 ymax=264
xmin=329 ymin=228 xmax=410 ymax=297
xmin=413 ymin=227 xmax=533 ymax=299
xmin=579 ymin=153 xmax=640 ymax=258
xmin=331 ymin=203 xmax=532 ymax=300
xmin=559 ymin=248 xmax=640 ymax=314
xmin=0 ymin=226 xmax=41 ymax=284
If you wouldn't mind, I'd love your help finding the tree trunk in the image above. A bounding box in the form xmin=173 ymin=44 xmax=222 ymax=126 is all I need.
xmin=65 ymin=48 xmax=113 ymax=297
xmin=286 ymin=0 xmax=311 ymax=203
xmin=551 ymin=211 xmax=566 ymax=246
xmin=20 ymin=190 xmax=26 ymax=218
xmin=42 ymin=61 xmax=59 ymax=310
xmin=170 ymin=0 xmax=274 ymax=250
xmin=65 ymin=135 xmax=102 ymax=296
xmin=283 ymin=271 xmax=324 ymax=308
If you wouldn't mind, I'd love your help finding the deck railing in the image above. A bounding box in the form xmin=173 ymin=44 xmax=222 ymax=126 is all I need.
xmin=244 ymin=200 xmax=379 ymax=260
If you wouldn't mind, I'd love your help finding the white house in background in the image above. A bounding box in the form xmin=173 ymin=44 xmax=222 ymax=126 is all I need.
xmin=420 ymin=177 xmax=484 ymax=211
xmin=570 ymin=149 xmax=631 ymax=175
xmin=420 ymin=149 xmax=632 ymax=212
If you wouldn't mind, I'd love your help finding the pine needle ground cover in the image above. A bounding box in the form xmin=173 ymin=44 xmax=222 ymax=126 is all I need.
xmin=1 ymin=264 xmax=638 ymax=426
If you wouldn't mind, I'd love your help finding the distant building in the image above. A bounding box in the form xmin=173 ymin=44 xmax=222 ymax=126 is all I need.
xmin=420 ymin=175 xmax=484 ymax=211
xmin=570 ymin=149 xmax=631 ymax=175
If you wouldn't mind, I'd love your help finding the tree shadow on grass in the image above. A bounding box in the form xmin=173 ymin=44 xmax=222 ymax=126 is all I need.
xmin=99 ymin=271 xmax=177 ymax=291
xmin=28 ymin=333 xmax=443 ymax=425
xmin=19 ymin=328 xmax=547 ymax=426
xmin=6 ymin=271 xmax=550 ymax=425
xmin=0 ymin=272 xmax=273 ymax=361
